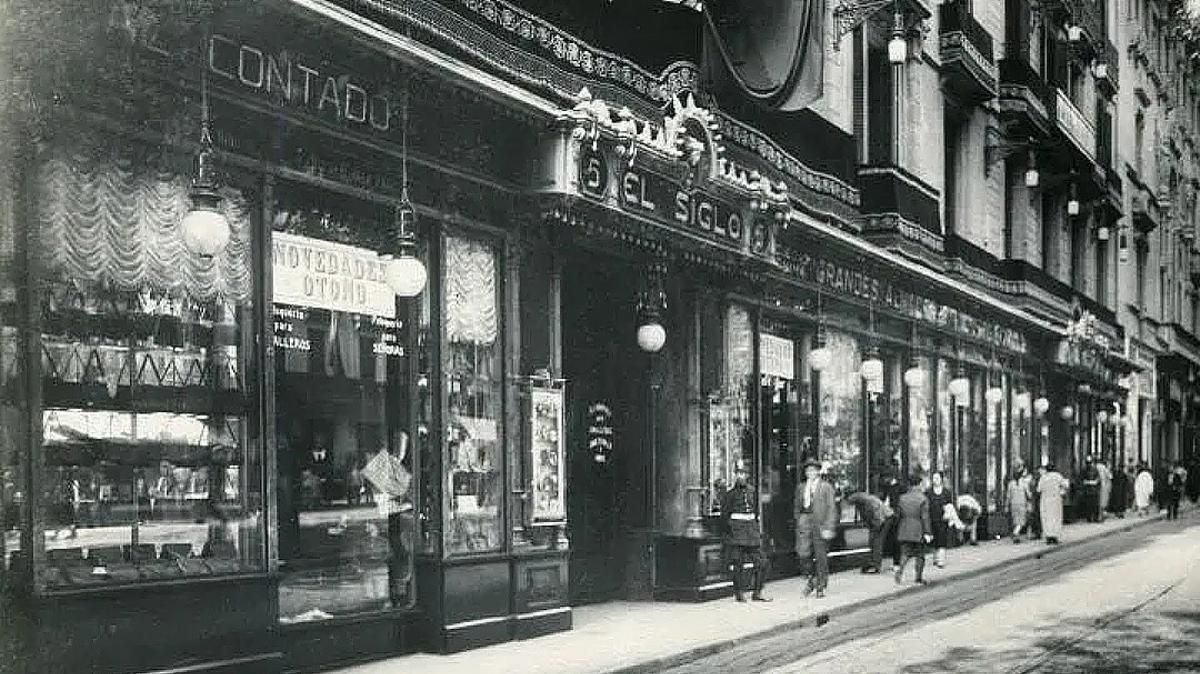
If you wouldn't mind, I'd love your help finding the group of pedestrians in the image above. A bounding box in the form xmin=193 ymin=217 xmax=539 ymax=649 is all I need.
xmin=719 ymin=455 xmax=1192 ymax=604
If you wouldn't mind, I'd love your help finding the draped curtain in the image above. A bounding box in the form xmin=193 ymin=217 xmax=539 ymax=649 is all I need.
xmin=37 ymin=140 xmax=253 ymax=303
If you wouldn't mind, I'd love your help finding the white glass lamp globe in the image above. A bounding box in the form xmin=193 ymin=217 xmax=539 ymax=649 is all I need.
xmin=1014 ymin=392 xmax=1031 ymax=411
xmin=985 ymin=386 xmax=1004 ymax=404
xmin=382 ymin=253 xmax=428 ymax=297
xmin=888 ymin=34 xmax=907 ymax=64
xmin=948 ymin=376 xmax=970 ymax=400
xmin=1097 ymin=410 xmax=1109 ymax=424
xmin=180 ymin=207 xmax=231 ymax=258
xmin=808 ymin=346 xmax=832 ymax=372
xmin=860 ymin=357 xmax=884 ymax=382
xmin=637 ymin=321 xmax=667 ymax=353
xmin=1067 ymin=199 xmax=1080 ymax=216
xmin=1060 ymin=405 xmax=1075 ymax=421
xmin=903 ymin=366 xmax=924 ymax=388
xmin=1034 ymin=396 xmax=1050 ymax=415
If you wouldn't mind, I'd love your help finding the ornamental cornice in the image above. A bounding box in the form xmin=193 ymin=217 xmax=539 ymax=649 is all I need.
xmin=345 ymin=0 xmax=862 ymax=211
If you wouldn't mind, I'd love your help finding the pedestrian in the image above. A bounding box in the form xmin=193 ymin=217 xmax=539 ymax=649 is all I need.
xmin=1029 ymin=467 xmax=1043 ymax=540
xmin=1036 ymin=463 xmax=1068 ymax=544
xmin=925 ymin=471 xmax=954 ymax=567
xmin=794 ymin=459 xmax=837 ymax=598
xmin=1006 ymin=466 xmax=1032 ymax=543
xmin=955 ymin=493 xmax=982 ymax=546
xmin=1080 ymin=456 xmax=1100 ymax=523
xmin=1134 ymin=463 xmax=1155 ymax=516
xmin=721 ymin=463 xmax=770 ymax=602
xmin=846 ymin=490 xmax=890 ymax=574
xmin=1187 ymin=459 xmax=1200 ymax=504
xmin=894 ymin=473 xmax=933 ymax=586
xmin=1165 ymin=462 xmax=1185 ymax=520
xmin=1096 ymin=458 xmax=1112 ymax=522
xmin=1108 ymin=461 xmax=1130 ymax=518
xmin=879 ymin=471 xmax=906 ymax=574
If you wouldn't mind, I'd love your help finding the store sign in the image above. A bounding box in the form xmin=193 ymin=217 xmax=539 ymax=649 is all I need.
xmin=587 ymin=401 xmax=614 ymax=463
xmin=579 ymin=147 xmax=746 ymax=249
xmin=782 ymin=251 xmax=1029 ymax=354
xmin=759 ymin=334 xmax=795 ymax=380
xmin=272 ymin=232 xmax=396 ymax=318
xmin=207 ymin=34 xmax=393 ymax=133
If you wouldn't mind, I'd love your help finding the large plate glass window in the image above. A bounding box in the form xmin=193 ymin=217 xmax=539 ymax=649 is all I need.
xmin=442 ymin=234 xmax=503 ymax=556
xmin=1 ymin=157 xmax=23 ymax=587
xmin=819 ymin=329 xmax=861 ymax=518
xmin=34 ymin=138 xmax=263 ymax=589
xmin=272 ymin=184 xmax=417 ymax=622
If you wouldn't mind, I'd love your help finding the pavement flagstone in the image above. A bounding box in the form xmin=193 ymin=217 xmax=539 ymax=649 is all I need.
xmin=335 ymin=512 xmax=1168 ymax=674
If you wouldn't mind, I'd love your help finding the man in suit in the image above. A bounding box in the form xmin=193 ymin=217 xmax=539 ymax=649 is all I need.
xmin=721 ymin=463 xmax=770 ymax=602
xmin=894 ymin=473 xmax=933 ymax=585
xmin=845 ymin=490 xmax=891 ymax=574
xmin=794 ymin=459 xmax=837 ymax=598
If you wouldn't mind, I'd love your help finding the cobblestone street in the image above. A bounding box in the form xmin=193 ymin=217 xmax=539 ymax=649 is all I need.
xmin=766 ymin=513 xmax=1200 ymax=673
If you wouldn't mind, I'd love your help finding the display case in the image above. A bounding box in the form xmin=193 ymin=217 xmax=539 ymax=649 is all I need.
xmin=32 ymin=138 xmax=265 ymax=591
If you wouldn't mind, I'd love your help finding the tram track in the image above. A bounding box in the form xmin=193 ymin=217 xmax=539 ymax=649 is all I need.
xmin=650 ymin=518 xmax=1181 ymax=674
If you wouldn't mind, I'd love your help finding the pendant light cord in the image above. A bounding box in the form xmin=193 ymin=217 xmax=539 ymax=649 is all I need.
xmin=199 ymin=53 xmax=212 ymax=149
xmin=401 ymin=80 xmax=410 ymax=204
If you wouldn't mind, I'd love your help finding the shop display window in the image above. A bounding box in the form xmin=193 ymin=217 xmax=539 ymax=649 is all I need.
xmin=1 ymin=180 xmax=22 ymax=583
xmin=442 ymin=235 xmax=503 ymax=556
xmin=272 ymin=187 xmax=416 ymax=622
xmin=907 ymin=356 xmax=933 ymax=476
xmin=34 ymin=141 xmax=263 ymax=589
xmin=963 ymin=371 xmax=986 ymax=500
xmin=936 ymin=359 xmax=952 ymax=475
xmin=819 ymin=329 xmax=862 ymax=507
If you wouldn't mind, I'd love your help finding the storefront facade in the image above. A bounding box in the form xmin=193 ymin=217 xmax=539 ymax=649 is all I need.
xmin=0 ymin=1 xmax=1142 ymax=673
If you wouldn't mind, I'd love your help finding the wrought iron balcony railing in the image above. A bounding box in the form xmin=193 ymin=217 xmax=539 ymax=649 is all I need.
xmin=939 ymin=0 xmax=998 ymax=102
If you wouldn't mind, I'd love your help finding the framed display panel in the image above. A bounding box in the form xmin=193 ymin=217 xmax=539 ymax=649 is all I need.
xmin=270 ymin=182 xmax=418 ymax=622
xmin=30 ymin=136 xmax=265 ymax=591
xmin=528 ymin=385 xmax=566 ymax=524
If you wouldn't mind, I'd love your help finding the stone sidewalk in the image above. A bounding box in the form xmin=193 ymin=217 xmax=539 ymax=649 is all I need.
xmin=338 ymin=512 xmax=1170 ymax=674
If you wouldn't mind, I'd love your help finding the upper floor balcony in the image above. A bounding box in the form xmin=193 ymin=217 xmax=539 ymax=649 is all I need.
xmin=858 ymin=164 xmax=942 ymax=255
xmin=1131 ymin=190 xmax=1162 ymax=235
xmin=1047 ymin=0 xmax=1105 ymax=60
xmin=943 ymin=233 xmax=1118 ymax=327
xmin=939 ymin=0 xmax=998 ymax=104
xmin=1094 ymin=40 xmax=1119 ymax=98
xmin=1050 ymin=87 xmax=1097 ymax=165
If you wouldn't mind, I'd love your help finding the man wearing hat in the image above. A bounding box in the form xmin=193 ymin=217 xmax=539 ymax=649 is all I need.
xmin=794 ymin=459 xmax=837 ymax=598
xmin=721 ymin=461 xmax=770 ymax=602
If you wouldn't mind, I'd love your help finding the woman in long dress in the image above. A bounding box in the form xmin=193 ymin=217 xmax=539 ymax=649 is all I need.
xmin=1097 ymin=460 xmax=1112 ymax=521
xmin=925 ymin=471 xmax=954 ymax=567
xmin=1036 ymin=464 xmax=1068 ymax=544
xmin=1134 ymin=464 xmax=1155 ymax=516
xmin=1006 ymin=467 xmax=1032 ymax=543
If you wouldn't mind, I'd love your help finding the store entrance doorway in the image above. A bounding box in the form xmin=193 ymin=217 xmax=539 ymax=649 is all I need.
xmin=561 ymin=249 xmax=646 ymax=604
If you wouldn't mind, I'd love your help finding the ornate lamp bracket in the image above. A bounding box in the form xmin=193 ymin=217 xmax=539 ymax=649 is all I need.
xmin=832 ymin=0 xmax=896 ymax=46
